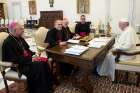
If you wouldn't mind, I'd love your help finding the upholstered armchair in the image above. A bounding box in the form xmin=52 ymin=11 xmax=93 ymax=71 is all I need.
xmin=34 ymin=27 xmax=54 ymax=68
xmin=69 ymin=23 xmax=76 ymax=33
xmin=34 ymin=27 xmax=49 ymax=49
xmin=0 ymin=32 xmax=27 ymax=93
xmin=113 ymin=44 xmax=140 ymax=86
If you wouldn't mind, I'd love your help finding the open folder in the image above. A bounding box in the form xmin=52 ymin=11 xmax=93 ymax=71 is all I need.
xmin=88 ymin=37 xmax=111 ymax=48
xmin=64 ymin=45 xmax=89 ymax=55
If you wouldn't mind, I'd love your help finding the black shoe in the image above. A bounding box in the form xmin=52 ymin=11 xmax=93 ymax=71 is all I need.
xmin=92 ymin=67 xmax=100 ymax=76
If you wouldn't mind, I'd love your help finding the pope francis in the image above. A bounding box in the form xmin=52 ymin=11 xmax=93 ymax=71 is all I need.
xmin=97 ymin=18 xmax=140 ymax=81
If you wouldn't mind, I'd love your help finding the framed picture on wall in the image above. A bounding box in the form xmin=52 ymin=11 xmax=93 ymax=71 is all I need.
xmin=29 ymin=0 xmax=37 ymax=15
xmin=77 ymin=0 xmax=90 ymax=14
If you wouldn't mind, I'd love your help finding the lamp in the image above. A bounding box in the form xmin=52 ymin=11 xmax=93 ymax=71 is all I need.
xmin=49 ymin=0 xmax=54 ymax=7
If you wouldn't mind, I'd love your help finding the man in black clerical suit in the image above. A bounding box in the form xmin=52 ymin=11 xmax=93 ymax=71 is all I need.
xmin=62 ymin=18 xmax=74 ymax=40
xmin=2 ymin=22 xmax=53 ymax=93
xmin=75 ymin=15 xmax=90 ymax=36
xmin=45 ymin=20 xmax=67 ymax=48
xmin=45 ymin=20 xmax=73 ymax=76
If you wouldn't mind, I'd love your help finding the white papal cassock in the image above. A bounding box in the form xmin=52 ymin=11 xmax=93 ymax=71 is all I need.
xmin=97 ymin=26 xmax=140 ymax=81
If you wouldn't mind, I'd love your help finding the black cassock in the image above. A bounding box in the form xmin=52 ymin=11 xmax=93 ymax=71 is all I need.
xmin=62 ymin=26 xmax=74 ymax=41
xmin=45 ymin=28 xmax=74 ymax=76
xmin=45 ymin=28 xmax=73 ymax=48
xmin=75 ymin=22 xmax=90 ymax=36
xmin=2 ymin=35 xmax=53 ymax=93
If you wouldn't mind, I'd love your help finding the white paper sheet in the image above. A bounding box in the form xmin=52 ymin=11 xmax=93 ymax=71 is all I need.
xmin=88 ymin=37 xmax=111 ymax=48
xmin=64 ymin=45 xmax=89 ymax=55
xmin=67 ymin=39 xmax=80 ymax=44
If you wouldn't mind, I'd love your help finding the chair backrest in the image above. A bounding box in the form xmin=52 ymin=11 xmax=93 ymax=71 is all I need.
xmin=69 ymin=23 xmax=76 ymax=33
xmin=34 ymin=27 xmax=49 ymax=48
xmin=0 ymin=32 xmax=9 ymax=61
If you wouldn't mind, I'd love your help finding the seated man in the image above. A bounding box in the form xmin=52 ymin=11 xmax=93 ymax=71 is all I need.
xmin=62 ymin=18 xmax=74 ymax=40
xmin=45 ymin=20 xmax=67 ymax=48
xmin=45 ymin=20 xmax=73 ymax=76
xmin=2 ymin=22 xmax=53 ymax=93
xmin=97 ymin=18 xmax=140 ymax=81
xmin=75 ymin=15 xmax=90 ymax=36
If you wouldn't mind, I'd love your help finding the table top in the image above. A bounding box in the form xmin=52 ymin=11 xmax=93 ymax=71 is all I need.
xmin=46 ymin=36 xmax=115 ymax=69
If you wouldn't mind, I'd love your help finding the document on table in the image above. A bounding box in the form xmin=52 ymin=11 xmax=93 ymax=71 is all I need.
xmin=67 ymin=39 xmax=80 ymax=44
xmin=64 ymin=45 xmax=89 ymax=55
xmin=88 ymin=37 xmax=111 ymax=48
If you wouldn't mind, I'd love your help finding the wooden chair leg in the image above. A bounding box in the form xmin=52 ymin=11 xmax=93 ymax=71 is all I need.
xmin=124 ymin=72 xmax=129 ymax=84
xmin=115 ymin=70 xmax=118 ymax=83
xmin=136 ymin=73 xmax=140 ymax=86
xmin=52 ymin=62 xmax=60 ymax=85
xmin=1 ymin=71 xmax=9 ymax=93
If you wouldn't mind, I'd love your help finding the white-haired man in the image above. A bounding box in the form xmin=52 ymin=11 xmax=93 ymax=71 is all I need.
xmin=97 ymin=19 xmax=140 ymax=81
xmin=2 ymin=22 xmax=53 ymax=93
xmin=62 ymin=18 xmax=74 ymax=40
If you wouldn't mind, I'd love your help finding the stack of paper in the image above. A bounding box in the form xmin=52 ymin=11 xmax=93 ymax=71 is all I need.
xmin=64 ymin=45 xmax=89 ymax=55
xmin=88 ymin=37 xmax=111 ymax=48
xmin=67 ymin=39 xmax=80 ymax=44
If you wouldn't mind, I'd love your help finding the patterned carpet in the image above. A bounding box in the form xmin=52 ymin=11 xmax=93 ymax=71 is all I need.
xmin=0 ymin=71 xmax=140 ymax=93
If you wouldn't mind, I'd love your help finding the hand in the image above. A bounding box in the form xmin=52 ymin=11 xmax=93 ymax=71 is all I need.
xmin=75 ymin=34 xmax=80 ymax=36
xmin=59 ymin=42 xmax=67 ymax=46
xmin=32 ymin=57 xmax=37 ymax=62
xmin=12 ymin=64 xmax=18 ymax=67
xmin=72 ymin=34 xmax=81 ymax=40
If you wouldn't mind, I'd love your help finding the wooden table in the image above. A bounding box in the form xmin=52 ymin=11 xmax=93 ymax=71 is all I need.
xmin=46 ymin=37 xmax=115 ymax=92
xmin=46 ymin=37 xmax=115 ymax=70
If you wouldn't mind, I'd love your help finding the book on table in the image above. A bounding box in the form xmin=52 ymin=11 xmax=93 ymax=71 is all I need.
xmin=64 ymin=45 xmax=89 ymax=55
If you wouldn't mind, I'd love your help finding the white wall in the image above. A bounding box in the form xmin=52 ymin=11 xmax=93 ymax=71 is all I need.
xmin=8 ymin=0 xmax=22 ymax=20
xmin=37 ymin=0 xmax=107 ymax=24
xmin=7 ymin=0 xmax=107 ymax=23
xmin=134 ymin=0 xmax=140 ymax=26
xmin=110 ymin=0 xmax=140 ymax=33
xmin=110 ymin=0 xmax=129 ymax=33
xmin=7 ymin=0 xmax=140 ymax=33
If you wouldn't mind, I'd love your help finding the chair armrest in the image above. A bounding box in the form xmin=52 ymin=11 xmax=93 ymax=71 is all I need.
xmin=0 ymin=61 xmax=13 ymax=67
xmin=112 ymin=49 xmax=140 ymax=62
xmin=112 ymin=49 xmax=140 ymax=56
xmin=0 ymin=61 xmax=21 ymax=76
xmin=37 ymin=46 xmax=46 ymax=51
xmin=136 ymin=43 xmax=140 ymax=46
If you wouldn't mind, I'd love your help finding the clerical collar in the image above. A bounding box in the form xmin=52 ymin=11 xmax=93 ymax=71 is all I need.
xmin=81 ymin=22 xmax=86 ymax=24
xmin=55 ymin=28 xmax=62 ymax=31
xmin=124 ymin=26 xmax=129 ymax=31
